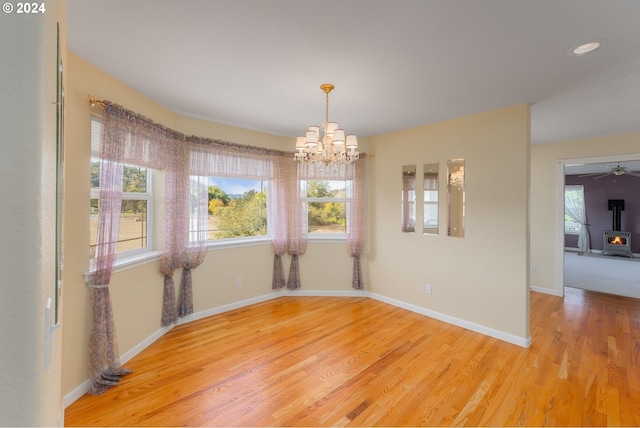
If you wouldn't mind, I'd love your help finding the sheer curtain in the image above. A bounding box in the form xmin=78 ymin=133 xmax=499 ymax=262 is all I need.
xmin=88 ymin=104 xmax=130 ymax=395
xmin=92 ymin=104 xmax=291 ymax=332
xmin=179 ymin=172 xmax=208 ymax=317
xmin=285 ymin=162 xmax=307 ymax=289
xmin=89 ymin=100 xmax=367 ymax=394
xmin=347 ymin=158 xmax=366 ymax=289
xmin=187 ymin=136 xmax=291 ymax=291
xmin=269 ymin=156 xmax=296 ymax=289
xmin=268 ymin=152 xmax=309 ymax=290
xmin=565 ymin=185 xmax=590 ymax=252
xmin=159 ymin=140 xmax=189 ymax=326
xmin=91 ymin=103 xmax=190 ymax=392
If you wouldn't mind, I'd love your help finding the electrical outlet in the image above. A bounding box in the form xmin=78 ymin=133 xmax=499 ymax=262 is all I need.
xmin=236 ymin=277 xmax=242 ymax=287
xmin=530 ymin=266 xmax=537 ymax=275
xmin=425 ymin=283 xmax=432 ymax=294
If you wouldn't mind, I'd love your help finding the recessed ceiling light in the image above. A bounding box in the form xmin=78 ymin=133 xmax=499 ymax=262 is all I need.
xmin=568 ymin=39 xmax=606 ymax=56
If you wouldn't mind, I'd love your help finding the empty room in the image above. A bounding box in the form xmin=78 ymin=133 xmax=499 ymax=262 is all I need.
xmin=2 ymin=1 xmax=640 ymax=426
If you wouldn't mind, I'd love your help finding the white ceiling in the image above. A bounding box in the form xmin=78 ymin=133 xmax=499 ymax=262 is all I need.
xmin=66 ymin=0 xmax=640 ymax=145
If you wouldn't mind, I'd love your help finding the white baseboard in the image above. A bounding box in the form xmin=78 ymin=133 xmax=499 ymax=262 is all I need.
xmin=177 ymin=289 xmax=369 ymax=325
xmin=63 ymin=288 xmax=529 ymax=408
xmin=63 ymin=379 xmax=90 ymax=409
xmin=177 ymin=291 xmax=283 ymax=325
xmin=368 ymin=292 xmax=531 ymax=348
xmin=281 ymin=289 xmax=369 ymax=298
xmin=120 ymin=325 xmax=173 ymax=362
xmin=530 ymin=285 xmax=563 ymax=296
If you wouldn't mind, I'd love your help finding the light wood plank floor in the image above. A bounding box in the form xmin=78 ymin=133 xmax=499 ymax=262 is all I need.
xmin=65 ymin=288 xmax=640 ymax=426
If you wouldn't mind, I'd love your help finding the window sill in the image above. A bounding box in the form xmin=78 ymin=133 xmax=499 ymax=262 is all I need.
xmin=85 ymin=250 xmax=163 ymax=284
xmin=84 ymin=236 xmax=347 ymax=284
xmin=204 ymin=235 xmax=346 ymax=249
xmin=205 ymin=236 xmax=272 ymax=250
xmin=308 ymin=234 xmax=347 ymax=243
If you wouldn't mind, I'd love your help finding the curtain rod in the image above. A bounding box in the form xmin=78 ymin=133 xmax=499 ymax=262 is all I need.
xmin=88 ymin=95 xmax=106 ymax=108
xmin=87 ymin=94 xmax=367 ymax=158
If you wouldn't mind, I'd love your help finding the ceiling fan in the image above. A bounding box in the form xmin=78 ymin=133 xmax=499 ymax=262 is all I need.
xmin=578 ymin=163 xmax=640 ymax=179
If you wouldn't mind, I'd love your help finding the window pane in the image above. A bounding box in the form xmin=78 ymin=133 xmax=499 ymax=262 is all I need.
xmin=424 ymin=202 xmax=438 ymax=226
xmin=308 ymin=201 xmax=346 ymax=233
xmin=207 ymin=178 xmax=267 ymax=239
xmin=304 ymin=180 xmax=348 ymax=235
xmin=91 ymin=162 xmax=148 ymax=192
xmin=90 ymin=160 xmax=100 ymax=190
xmin=306 ymin=180 xmax=347 ymax=198
xmin=123 ymin=165 xmax=147 ymax=192
xmin=90 ymin=117 xmax=153 ymax=258
xmin=90 ymin=199 xmax=148 ymax=257
xmin=564 ymin=215 xmax=582 ymax=233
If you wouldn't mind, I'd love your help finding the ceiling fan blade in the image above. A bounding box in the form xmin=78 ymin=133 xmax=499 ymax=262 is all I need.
xmin=591 ymin=173 xmax=611 ymax=180
xmin=626 ymin=171 xmax=640 ymax=177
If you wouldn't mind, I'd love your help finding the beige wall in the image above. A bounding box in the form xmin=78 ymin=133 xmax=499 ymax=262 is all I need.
xmin=62 ymin=53 xmax=362 ymax=400
xmin=367 ymin=105 xmax=531 ymax=341
xmin=530 ymin=133 xmax=640 ymax=295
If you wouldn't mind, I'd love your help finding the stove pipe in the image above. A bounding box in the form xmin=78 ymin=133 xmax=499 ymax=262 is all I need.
xmin=608 ymin=199 xmax=624 ymax=231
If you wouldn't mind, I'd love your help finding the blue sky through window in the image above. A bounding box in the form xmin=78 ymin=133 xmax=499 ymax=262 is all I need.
xmin=208 ymin=177 xmax=262 ymax=197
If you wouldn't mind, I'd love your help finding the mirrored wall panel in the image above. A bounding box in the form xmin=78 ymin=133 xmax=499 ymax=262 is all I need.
xmin=447 ymin=159 xmax=465 ymax=237
xmin=401 ymin=165 xmax=416 ymax=233
xmin=423 ymin=162 xmax=439 ymax=235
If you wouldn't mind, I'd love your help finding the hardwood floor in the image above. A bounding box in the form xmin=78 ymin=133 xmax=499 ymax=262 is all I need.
xmin=65 ymin=289 xmax=640 ymax=426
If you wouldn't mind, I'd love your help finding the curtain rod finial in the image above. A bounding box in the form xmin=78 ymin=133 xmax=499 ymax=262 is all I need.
xmin=88 ymin=95 xmax=105 ymax=107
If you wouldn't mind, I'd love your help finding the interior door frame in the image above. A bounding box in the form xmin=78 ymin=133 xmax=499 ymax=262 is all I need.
xmin=558 ymin=152 xmax=640 ymax=296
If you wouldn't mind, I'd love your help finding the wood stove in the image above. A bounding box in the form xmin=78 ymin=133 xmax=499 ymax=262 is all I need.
xmin=602 ymin=199 xmax=633 ymax=257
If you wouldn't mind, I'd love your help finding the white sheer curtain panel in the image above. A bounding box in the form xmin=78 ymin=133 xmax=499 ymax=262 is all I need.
xmin=285 ymin=162 xmax=308 ymax=289
xmin=160 ymin=140 xmax=189 ymax=326
xmin=269 ymin=156 xmax=297 ymax=289
xmin=91 ymin=103 xmax=193 ymax=394
xmin=346 ymin=158 xmax=366 ymax=289
xmin=88 ymin=105 xmax=129 ymax=394
xmin=565 ymin=185 xmax=590 ymax=252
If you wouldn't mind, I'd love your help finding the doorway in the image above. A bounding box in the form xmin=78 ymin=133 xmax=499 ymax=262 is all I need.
xmin=562 ymin=154 xmax=640 ymax=298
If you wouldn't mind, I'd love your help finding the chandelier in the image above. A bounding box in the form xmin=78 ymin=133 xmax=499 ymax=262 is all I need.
xmin=449 ymin=167 xmax=464 ymax=189
xmin=294 ymin=84 xmax=359 ymax=170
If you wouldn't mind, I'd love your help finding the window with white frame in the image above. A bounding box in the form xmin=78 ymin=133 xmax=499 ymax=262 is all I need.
xmin=204 ymin=176 xmax=268 ymax=240
xmin=302 ymin=179 xmax=348 ymax=234
xmin=90 ymin=117 xmax=154 ymax=258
